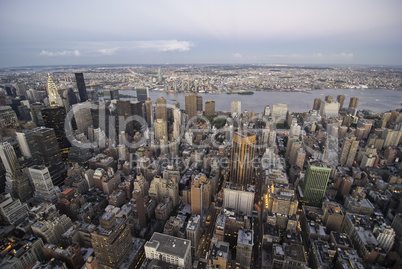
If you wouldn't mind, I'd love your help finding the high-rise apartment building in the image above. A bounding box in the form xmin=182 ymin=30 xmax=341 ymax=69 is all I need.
xmin=205 ymin=100 xmax=215 ymax=117
xmin=185 ymin=93 xmax=197 ymax=119
xmin=339 ymin=137 xmax=359 ymax=167
xmin=186 ymin=215 xmax=201 ymax=254
xmin=236 ymin=229 xmax=253 ymax=268
xmin=75 ymin=72 xmax=88 ymax=102
xmin=300 ymin=162 xmax=331 ymax=207
xmin=348 ymin=97 xmax=359 ymax=109
xmin=145 ymin=97 xmax=153 ymax=127
xmin=337 ymin=95 xmax=345 ymax=110
xmin=91 ymin=212 xmax=132 ymax=268
xmin=230 ymin=131 xmax=256 ymax=185
xmin=196 ymin=94 xmax=203 ymax=112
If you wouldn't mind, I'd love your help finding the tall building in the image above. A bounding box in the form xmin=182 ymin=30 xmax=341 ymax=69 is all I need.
xmin=0 ymin=142 xmax=33 ymax=201
xmin=31 ymin=127 xmax=66 ymax=186
xmin=154 ymin=119 xmax=167 ymax=142
xmin=91 ymin=105 xmax=111 ymax=138
xmin=313 ymin=98 xmax=322 ymax=111
xmin=16 ymin=130 xmax=41 ymax=163
xmin=131 ymin=190 xmax=147 ymax=229
xmin=136 ymin=88 xmax=149 ymax=102
xmin=145 ymin=97 xmax=153 ymax=127
xmin=62 ymin=88 xmax=78 ymax=111
xmin=0 ymin=193 xmax=28 ymax=225
xmin=0 ymin=105 xmax=18 ymax=127
xmin=300 ymin=162 xmax=331 ymax=207
xmin=205 ymin=99 xmax=215 ymax=117
xmin=231 ymin=100 xmax=241 ymax=117
xmin=41 ymin=106 xmax=71 ymax=162
xmin=196 ymin=94 xmax=203 ymax=112
xmin=144 ymin=233 xmax=192 ymax=269
xmin=223 ymin=183 xmax=255 ymax=216
xmin=186 ymin=215 xmax=201 ymax=254
xmin=28 ymin=165 xmax=61 ymax=203
xmin=339 ymin=137 xmax=359 ymax=167
xmin=236 ymin=229 xmax=253 ymax=268
xmin=337 ymin=95 xmax=345 ymax=110
xmin=348 ymin=97 xmax=359 ymax=109
xmin=272 ymin=103 xmax=288 ymax=123
xmin=230 ymin=131 xmax=256 ymax=185
xmin=72 ymin=103 xmax=93 ymax=135
xmin=91 ymin=212 xmax=132 ymax=268
xmin=47 ymin=73 xmax=63 ymax=106
xmin=75 ymin=72 xmax=88 ymax=102
xmin=190 ymin=173 xmax=211 ymax=216
xmin=30 ymin=103 xmax=45 ymax=126
xmin=185 ymin=93 xmax=197 ymax=119
xmin=155 ymin=97 xmax=167 ymax=122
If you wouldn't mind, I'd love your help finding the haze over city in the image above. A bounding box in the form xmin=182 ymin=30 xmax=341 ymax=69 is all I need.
xmin=1 ymin=0 xmax=402 ymax=67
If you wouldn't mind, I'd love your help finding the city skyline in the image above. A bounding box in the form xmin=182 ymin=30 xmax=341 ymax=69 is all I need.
xmin=1 ymin=0 xmax=402 ymax=67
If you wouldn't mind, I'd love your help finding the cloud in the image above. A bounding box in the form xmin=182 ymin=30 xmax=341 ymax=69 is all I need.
xmin=135 ymin=40 xmax=194 ymax=52
xmin=98 ymin=48 xmax=119 ymax=55
xmin=40 ymin=50 xmax=80 ymax=57
xmin=232 ymin=53 xmax=242 ymax=58
xmin=314 ymin=52 xmax=354 ymax=59
xmin=267 ymin=54 xmax=305 ymax=58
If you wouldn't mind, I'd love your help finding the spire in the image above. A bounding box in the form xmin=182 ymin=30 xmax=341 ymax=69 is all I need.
xmin=47 ymin=73 xmax=63 ymax=106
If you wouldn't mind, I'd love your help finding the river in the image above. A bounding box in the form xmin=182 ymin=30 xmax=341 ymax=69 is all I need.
xmin=117 ymin=89 xmax=401 ymax=113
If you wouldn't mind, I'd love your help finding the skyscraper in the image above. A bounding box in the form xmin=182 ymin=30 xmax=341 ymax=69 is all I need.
xmin=41 ymin=106 xmax=71 ymax=162
xmin=154 ymin=119 xmax=167 ymax=141
xmin=231 ymin=100 xmax=241 ymax=117
xmin=28 ymin=165 xmax=61 ymax=203
xmin=91 ymin=212 xmax=132 ymax=268
xmin=75 ymin=72 xmax=88 ymax=102
xmin=196 ymin=94 xmax=203 ymax=112
xmin=300 ymin=162 xmax=331 ymax=207
xmin=0 ymin=142 xmax=33 ymax=201
xmin=348 ymin=97 xmax=359 ymax=109
xmin=155 ymin=97 xmax=167 ymax=122
xmin=47 ymin=73 xmax=63 ymax=106
xmin=32 ymin=127 xmax=66 ymax=186
xmin=313 ymin=98 xmax=321 ymax=111
xmin=230 ymin=131 xmax=256 ymax=185
xmin=136 ymin=88 xmax=149 ymax=102
xmin=337 ymin=95 xmax=345 ymax=110
xmin=145 ymin=97 xmax=153 ymax=127
xmin=205 ymin=99 xmax=215 ymax=117
xmin=16 ymin=130 xmax=41 ymax=164
xmin=185 ymin=93 xmax=197 ymax=119
xmin=339 ymin=137 xmax=359 ymax=167
xmin=0 ymin=106 xmax=18 ymax=127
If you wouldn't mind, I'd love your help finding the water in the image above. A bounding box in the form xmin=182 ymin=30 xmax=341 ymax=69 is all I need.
xmin=118 ymin=89 xmax=401 ymax=113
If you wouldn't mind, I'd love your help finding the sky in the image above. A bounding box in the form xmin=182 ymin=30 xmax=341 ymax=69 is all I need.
xmin=0 ymin=0 xmax=402 ymax=67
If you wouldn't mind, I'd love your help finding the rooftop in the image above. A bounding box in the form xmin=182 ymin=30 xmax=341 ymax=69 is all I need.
xmin=145 ymin=232 xmax=191 ymax=259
